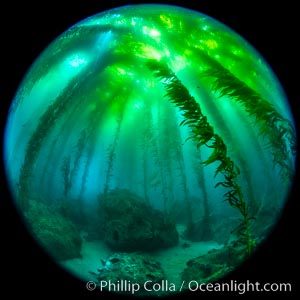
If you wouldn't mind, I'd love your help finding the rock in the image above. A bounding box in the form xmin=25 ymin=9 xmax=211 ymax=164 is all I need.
xmin=100 ymin=189 xmax=179 ymax=251
xmin=25 ymin=201 xmax=82 ymax=260
xmin=59 ymin=198 xmax=106 ymax=242
xmin=183 ymin=262 xmax=231 ymax=286
xmin=94 ymin=252 xmax=166 ymax=296
xmin=181 ymin=242 xmax=244 ymax=285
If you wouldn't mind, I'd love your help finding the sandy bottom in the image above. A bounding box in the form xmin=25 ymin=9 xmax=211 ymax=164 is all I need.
xmin=61 ymin=226 xmax=223 ymax=285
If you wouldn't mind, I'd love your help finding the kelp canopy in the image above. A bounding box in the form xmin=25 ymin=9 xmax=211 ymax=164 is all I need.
xmin=4 ymin=3 xmax=296 ymax=281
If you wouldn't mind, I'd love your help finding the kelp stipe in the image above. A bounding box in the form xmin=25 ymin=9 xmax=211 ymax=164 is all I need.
xmin=200 ymin=54 xmax=296 ymax=182
xmin=17 ymin=73 xmax=93 ymax=212
xmin=103 ymin=106 xmax=125 ymax=195
xmin=147 ymin=59 xmax=256 ymax=256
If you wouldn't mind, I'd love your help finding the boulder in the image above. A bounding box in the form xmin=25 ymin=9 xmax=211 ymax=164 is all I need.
xmin=181 ymin=241 xmax=244 ymax=285
xmin=93 ymin=252 xmax=165 ymax=296
xmin=100 ymin=189 xmax=179 ymax=251
xmin=25 ymin=200 xmax=82 ymax=260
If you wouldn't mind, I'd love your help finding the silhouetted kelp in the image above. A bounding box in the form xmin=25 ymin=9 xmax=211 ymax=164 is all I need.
xmin=201 ymin=54 xmax=296 ymax=182
xmin=147 ymin=59 xmax=256 ymax=256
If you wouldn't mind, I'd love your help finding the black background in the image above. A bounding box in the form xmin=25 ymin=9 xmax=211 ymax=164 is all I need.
xmin=1 ymin=0 xmax=298 ymax=298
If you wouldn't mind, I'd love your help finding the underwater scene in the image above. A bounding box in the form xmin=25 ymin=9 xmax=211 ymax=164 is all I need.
xmin=3 ymin=4 xmax=297 ymax=297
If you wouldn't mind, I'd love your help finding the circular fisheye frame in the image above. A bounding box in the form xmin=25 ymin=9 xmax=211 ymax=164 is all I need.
xmin=3 ymin=4 xmax=296 ymax=297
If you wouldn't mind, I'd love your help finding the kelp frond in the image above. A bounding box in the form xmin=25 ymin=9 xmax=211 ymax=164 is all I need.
xmin=147 ymin=59 xmax=255 ymax=257
xmin=202 ymin=55 xmax=296 ymax=181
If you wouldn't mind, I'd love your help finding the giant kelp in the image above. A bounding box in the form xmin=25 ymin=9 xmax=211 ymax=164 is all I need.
xmin=17 ymin=76 xmax=82 ymax=211
xmin=157 ymin=101 xmax=194 ymax=223
xmin=103 ymin=106 xmax=125 ymax=195
xmin=17 ymin=66 xmax=112 ymax=211
xmin=5 ymin=5 xmax=296 ymax=291
xmin=200 ymin=54 xmax=296 ymax=182
xmin=192 ymin=148 xmax=213 ymax=241
xmin=147 ymin=59 xmax=255 ymax=256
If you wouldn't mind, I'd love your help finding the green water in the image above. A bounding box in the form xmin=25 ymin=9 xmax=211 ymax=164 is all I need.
xmin=3 ymin=4 xmax=296 ymax=297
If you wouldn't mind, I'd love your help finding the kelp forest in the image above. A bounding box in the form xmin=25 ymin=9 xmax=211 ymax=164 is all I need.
xmin=4 ymin=4 xmax=296 ymax=295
